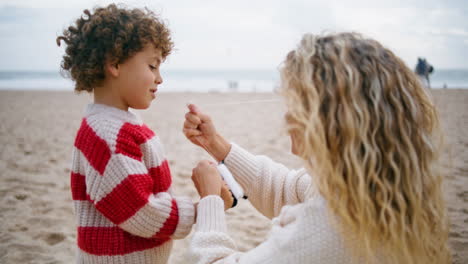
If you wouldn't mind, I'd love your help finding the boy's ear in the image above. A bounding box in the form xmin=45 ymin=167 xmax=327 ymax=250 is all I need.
xmin=105 ymin=62 xmax=120 ymax=78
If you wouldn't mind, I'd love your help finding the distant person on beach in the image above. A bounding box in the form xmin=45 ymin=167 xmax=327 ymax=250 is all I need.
xmin=415 ymin=57 xmax=434 ymax=88
xmin=183 ymin=33 xmax=451 ymax=263
xmin=56 ymin=4 xmax=234 ymax=263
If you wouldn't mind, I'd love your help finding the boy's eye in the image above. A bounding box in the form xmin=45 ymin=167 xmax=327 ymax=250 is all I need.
xmin=149 ymin=64 xmax=157 ymax=70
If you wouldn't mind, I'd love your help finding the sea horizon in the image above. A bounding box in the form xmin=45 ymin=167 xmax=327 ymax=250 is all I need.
xmin=1 ymin=68 xmax=467 ymax=92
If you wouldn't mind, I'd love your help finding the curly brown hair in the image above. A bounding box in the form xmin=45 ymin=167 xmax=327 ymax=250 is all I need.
xmin=56 ymin=4 xmax=173 ymax=92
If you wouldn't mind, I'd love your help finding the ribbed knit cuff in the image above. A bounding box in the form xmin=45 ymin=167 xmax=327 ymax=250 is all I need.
xmin=196 ymin=195 xmax=227 ymax=233
xmin=171 ymin=197 xmax=196 ymax=239
xmin=223 ymin=143 xmax=260 ymax=195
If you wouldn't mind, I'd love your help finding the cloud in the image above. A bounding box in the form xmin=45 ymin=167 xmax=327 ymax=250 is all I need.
xmin=0 ymin=0 xmax=466 ymax=70
xmin=446 ymin=28 xmax=468 ymax=37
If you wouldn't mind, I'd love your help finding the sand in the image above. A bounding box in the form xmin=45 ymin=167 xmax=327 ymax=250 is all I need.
xmin=0 ymin=90 xmax=466 ymax=263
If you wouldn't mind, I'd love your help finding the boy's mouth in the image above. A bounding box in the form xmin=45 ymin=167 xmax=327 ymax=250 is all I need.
xmin=150 ymin=88 xmax=157 ymax=98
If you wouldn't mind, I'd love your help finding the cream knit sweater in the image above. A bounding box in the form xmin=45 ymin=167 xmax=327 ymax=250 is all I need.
xmin=189 ymin=143 xmax=359 ymax=264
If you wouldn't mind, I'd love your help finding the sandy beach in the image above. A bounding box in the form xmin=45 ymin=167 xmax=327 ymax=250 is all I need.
xmin=0 ymin=90 xmax=466 ymax=263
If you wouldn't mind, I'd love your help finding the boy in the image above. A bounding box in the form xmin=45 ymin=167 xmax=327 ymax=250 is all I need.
xmin=57 ymin=4 xmax=195 ymax=263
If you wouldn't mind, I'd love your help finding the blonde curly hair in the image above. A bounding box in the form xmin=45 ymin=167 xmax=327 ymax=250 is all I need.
xmin=280 ymin=32 xmax=451 ymax=263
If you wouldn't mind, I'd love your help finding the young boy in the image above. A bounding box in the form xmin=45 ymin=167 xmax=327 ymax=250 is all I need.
xmin=57 ymin=4 xmax=195 ymax=263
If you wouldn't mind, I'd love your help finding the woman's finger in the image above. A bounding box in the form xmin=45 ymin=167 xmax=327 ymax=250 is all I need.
xmin=183 ymin=120 xmax=198 ymax=129
xmin=183 ymin=128 xmax=202 ymax=137
xmin=198 ymin=123 xmax=213 ymax=131
xmin=220 ymin=183 xmax=235 ymax=209
xmin=198 ymin=112 xmax=212 ymax=123
xmin=187 ymin=104 xmax=200 ymax=114
xmin=188 ymin=104 xmax=211 ymax=123
xmin=185 ymin=112 xmax=201 ymax=125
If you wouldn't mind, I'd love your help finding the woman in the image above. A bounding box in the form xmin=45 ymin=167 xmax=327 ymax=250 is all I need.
xmin=183 ymin=33 xmax=451 ymax=263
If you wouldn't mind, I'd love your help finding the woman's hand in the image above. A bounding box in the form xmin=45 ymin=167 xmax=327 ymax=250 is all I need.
xmin=191 ymin=160 xmax=234 ymax=210
xmin=220 ymin=183 xmax=235 ymax=210
xmin=183 ymin=104 xmax=217 ymax=149
xmin=183 ymin=104 xmax=231 ymax=162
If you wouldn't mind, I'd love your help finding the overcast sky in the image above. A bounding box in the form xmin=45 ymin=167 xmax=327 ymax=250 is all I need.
xmin=0 ymin=0 xmax=467 ymax=71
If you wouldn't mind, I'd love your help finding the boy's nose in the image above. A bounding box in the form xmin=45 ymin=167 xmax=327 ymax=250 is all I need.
xmin=154 ymin=74 xmax=163 ymax=85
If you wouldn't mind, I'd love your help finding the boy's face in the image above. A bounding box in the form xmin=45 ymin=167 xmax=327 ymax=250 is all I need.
xmin=116 ymin=45 xmax=163 ymax=109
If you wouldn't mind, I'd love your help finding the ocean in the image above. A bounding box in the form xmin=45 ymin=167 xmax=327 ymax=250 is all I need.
xmin=0 ymin=69 xmax=467 ymax=92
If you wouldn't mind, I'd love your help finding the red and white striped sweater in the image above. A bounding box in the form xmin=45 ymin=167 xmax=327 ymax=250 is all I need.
xmin=70 ymin=103 xmax=195 ymax=263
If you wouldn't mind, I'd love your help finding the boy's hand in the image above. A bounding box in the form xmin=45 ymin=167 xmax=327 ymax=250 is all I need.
xmin=191 ymin=160 xmax=222 ymax=198
xmin=183 ymin=104 xmax=231 ymax=162
xmin=191 ymin=160 xmax=234 ymax=211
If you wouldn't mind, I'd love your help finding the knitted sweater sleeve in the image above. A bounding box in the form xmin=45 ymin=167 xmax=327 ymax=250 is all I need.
xmin=223 ymin=143 xmax=312 ymax=219
xmin=189 ymin=196 xmax=313 ymax=264
xmin=77 ymin=120 xmax=195 ymax=240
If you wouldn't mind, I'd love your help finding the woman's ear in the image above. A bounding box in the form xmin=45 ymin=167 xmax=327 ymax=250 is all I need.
xmin=105 ymin=61 xmax=120 ymax=78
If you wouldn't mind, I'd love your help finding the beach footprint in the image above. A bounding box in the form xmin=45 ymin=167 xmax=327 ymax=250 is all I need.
xmin=36 ymin=232 xmax=66 ymax=246
xmin=456 ymin=191 xmax=468 ymax=202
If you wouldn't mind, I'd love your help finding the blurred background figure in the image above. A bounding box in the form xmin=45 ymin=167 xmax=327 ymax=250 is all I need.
xmin=415 ymin=57 xmax=434 ymax=88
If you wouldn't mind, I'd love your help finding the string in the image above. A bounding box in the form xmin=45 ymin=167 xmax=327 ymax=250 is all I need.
xmin=185 ymin=97 xmax=282 ymax=156
xmin=197 ymin=99 xmax=280 ymax=107
xmin=187 ymin=105 xmax=249 ymax=203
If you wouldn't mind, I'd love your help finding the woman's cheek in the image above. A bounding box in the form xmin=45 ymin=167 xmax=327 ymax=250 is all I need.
xmin=290 ymin=133 xmax=297 ymax=155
